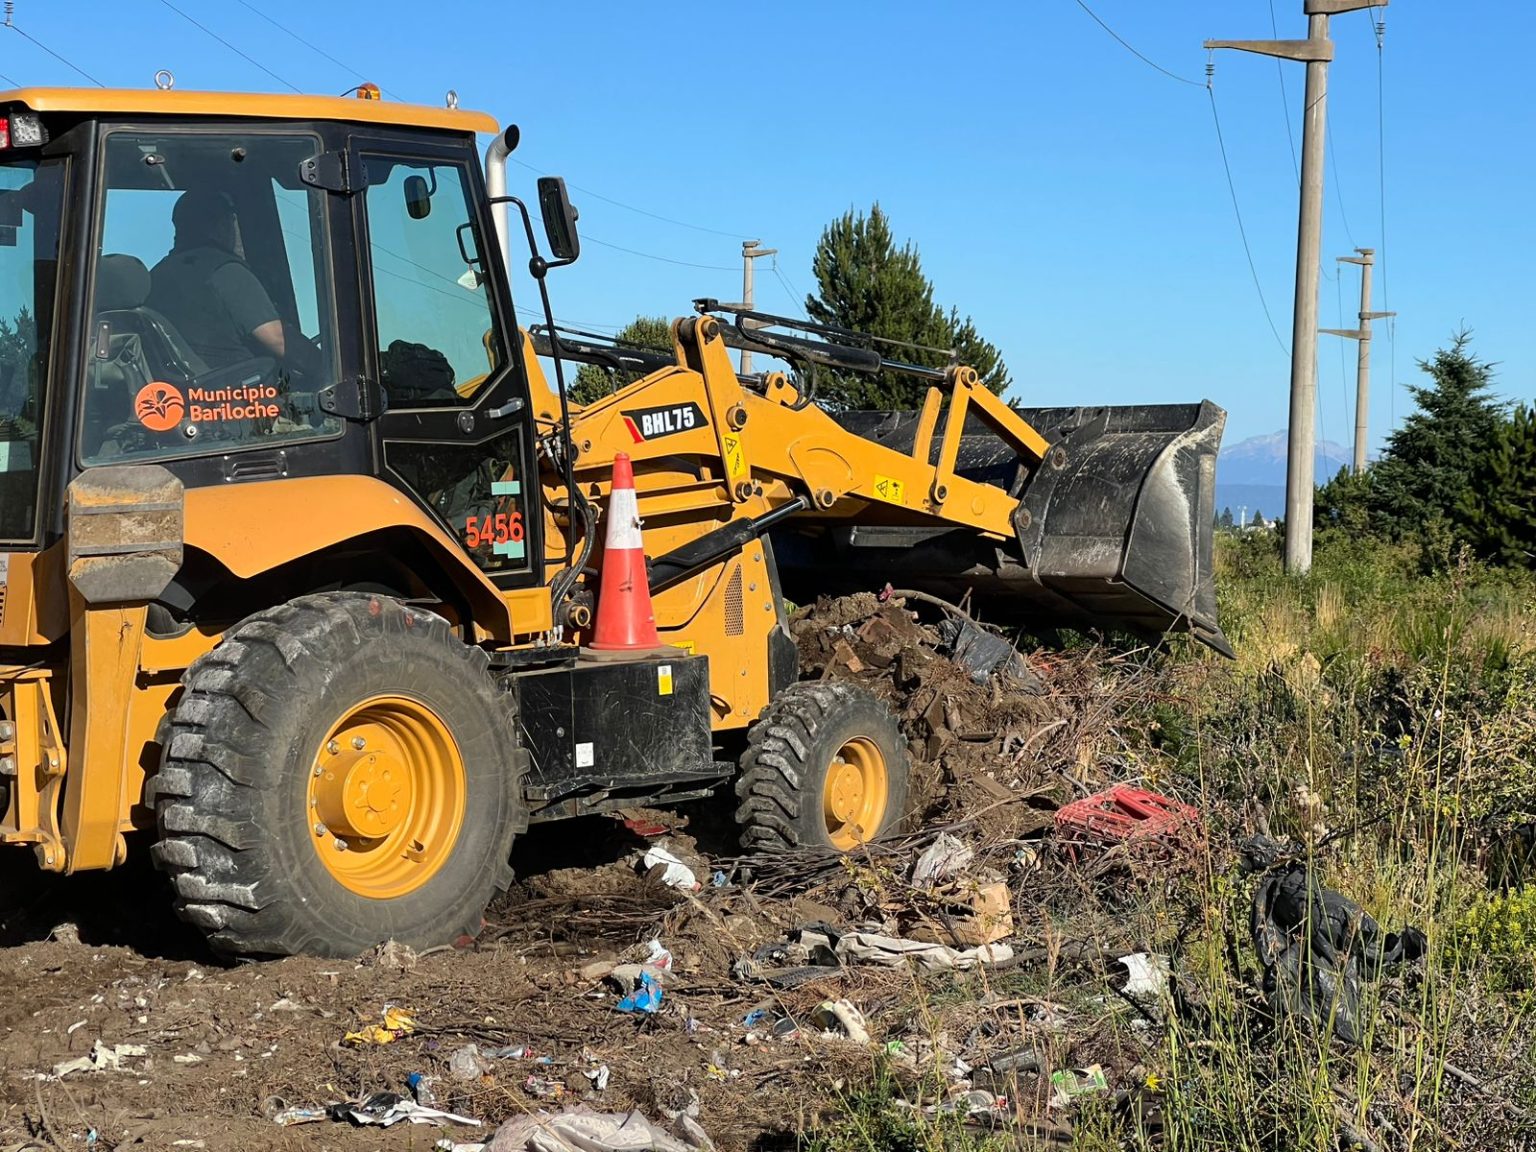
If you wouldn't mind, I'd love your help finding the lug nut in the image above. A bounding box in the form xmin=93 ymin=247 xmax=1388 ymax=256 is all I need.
xmin=0 ymin=721 xmax=15 ymax=741
xmin=326 ymin=740 xmax=339 ymax=755
xmin=351 ymin=737 xmax=366 ymax=750
xmin=314 ymin=822 xmax=328 ymax=837
xmin=333 ymin=838 xmax=348 ymax=852
xmin=0 ymin=755 xmax=15 ymax=777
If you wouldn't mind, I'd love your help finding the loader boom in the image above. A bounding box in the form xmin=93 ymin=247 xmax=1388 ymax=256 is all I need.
xmin=532 ymin=305 xmax=1230 ymax=662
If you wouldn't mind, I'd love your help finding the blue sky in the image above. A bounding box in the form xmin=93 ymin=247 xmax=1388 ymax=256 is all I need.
xmin=4 ymin=1 xmax=1531 ymax=446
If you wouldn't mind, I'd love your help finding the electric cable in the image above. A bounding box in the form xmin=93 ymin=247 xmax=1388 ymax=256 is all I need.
xmin=582 ymin=234 xmax=737 ymax=272
xmin=1207 ymin=70 xmax=1290 ymax=359
xmin=1069 ymin=0 xmax=1203 ymax=86
xmin=511 ymin=158 xmax=746 ymax=240
xmin=156 ymin=0 xmax=303 ymax=93
xmin=1268 ymin=0 xmax=1300 ymax=185
xmin=0 ymin=69 xmax=18 ymax=87
xmin=5 ymin=16 xmax=104 ymax=86
xmin=1374 ymin=9 xmax=1395 ymax=429
xmin=1336 ymin=262 xmax=1352 ymax=444
xmin=771 ymin=259 xmax=808 ymax=318
xmin=232 ymin=0 xmax=400 ymax=99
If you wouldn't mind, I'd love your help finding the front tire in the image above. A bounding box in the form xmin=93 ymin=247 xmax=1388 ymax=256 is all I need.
xmin=735 ymin=681 xmax=910 ymax=853
xmin=151 ymin=593 xmax=526 ymax=958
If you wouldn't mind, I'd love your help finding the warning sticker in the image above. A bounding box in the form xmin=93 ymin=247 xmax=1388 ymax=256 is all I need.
xmin=721 ymin=434 xmax=747 ymax=485
xmin=657 ymin=664 xmax=674 ymax=696
xmin=872 ymin=474 xmax=907 ymax=505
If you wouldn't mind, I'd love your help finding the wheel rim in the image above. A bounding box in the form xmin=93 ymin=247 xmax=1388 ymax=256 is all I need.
xmin=307 ymin=695 xmax=466 ymax=900
xmin=821 ymin=736 xmax=889 ymax=851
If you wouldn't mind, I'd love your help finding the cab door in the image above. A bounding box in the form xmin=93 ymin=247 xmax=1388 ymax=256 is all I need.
xmin=353 ymin=136 xmax=541 ymax=588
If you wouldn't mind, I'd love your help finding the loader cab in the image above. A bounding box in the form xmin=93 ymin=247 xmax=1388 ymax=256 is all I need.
xmin=0 ymin=91 xmax=545 ymax=602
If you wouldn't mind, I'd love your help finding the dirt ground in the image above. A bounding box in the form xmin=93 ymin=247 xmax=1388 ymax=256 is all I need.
xmin=0 ymin=596 xmax=1144 ymax=1152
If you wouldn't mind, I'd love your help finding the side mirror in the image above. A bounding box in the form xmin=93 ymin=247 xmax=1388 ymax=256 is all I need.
xmin=403 ymin=174 xmax=432 ymax=220
xmin=537 ymin=176 xmax=580 ymax=262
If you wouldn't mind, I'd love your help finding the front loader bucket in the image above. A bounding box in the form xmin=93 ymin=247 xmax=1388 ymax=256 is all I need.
xmin=776 ymin=401 xmax=1230 ymax=655
xmin=1008 ymin=401 xmax=1229 ymax=655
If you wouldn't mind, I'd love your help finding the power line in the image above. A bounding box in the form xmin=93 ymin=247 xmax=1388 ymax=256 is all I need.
xmin=771 ymin=259 xmax=807 ymax=318
xmin=232 ymin=0 xmax=401 ymax=100
xmin=1373 ymin=8 xmax=1395 ymax=429
xmin=1336 ymin=265 xmax=1351 ymax=433
xmin=1267 ymin=0 xmax=1301 ymax=184
xmin=155 ymin=0 xmax=303 ymax=93
xmin=5 ymin=18 xmax=105 ymax=86
xmin=511 ymin=158 xmax=746 ymax=240
xmin=582 ymin=234 xmax=737 ymax=272
xmin=1070 ymin=0 xmax=1203 ymax=87
xmin=0 ymin=69 xmax=16 ymax=87
xmin=1206 ymin=79 xmax=1289 ymax=359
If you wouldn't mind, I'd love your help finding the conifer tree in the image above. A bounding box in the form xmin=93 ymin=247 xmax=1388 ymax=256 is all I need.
xmin=1462 ymin=403 xmax=1536 ymax=565
xmin=806 ymin=204 xmax=1008 ymax=408
xmin=1368 ymin=332 xmax=1505 ymax=539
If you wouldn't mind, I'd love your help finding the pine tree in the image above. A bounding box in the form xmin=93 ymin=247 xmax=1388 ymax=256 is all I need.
xmin=569 ymin=315 xmax=672 ymax=405
xmin=806 ymin=204 xmax=1008 ymax=409
xmin=1251 ymin=509 xmax=1266 ymax=529
xmin=1218 ymin=506 xmax=1235 ymax=530
xmin=1314 ymin=463 xmax=1374 ymax=537
xmin=1368 ymin=332 xmax=1505 ymax=541
xmin=1462 ymin=403 xmax=1536 ymax=565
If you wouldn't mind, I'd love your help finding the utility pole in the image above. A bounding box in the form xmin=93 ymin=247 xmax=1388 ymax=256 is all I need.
xmin=1207 ymin=0 xmax=1384 ymax=575
xmin=737 ymin=240 xmax=777 ymax=375
xmin=1321 ymin=248 xmax=1396 ymax=474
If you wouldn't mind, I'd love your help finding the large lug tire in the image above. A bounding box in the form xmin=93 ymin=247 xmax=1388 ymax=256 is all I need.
xmin=151 ymin=593 xmax=527 ymax=958
xmin=735 ymin=681 xmax=911 ymax=853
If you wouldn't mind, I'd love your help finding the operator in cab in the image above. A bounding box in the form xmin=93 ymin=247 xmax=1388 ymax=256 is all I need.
xmin=146 ymin=190 xmax=286 ymax=370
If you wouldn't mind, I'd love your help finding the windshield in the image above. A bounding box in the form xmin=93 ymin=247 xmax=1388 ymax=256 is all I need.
xmin=0 ymin=158 xmax=63 ymax=542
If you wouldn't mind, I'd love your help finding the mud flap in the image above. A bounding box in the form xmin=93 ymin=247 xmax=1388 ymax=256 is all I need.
xmin=1011 ymin=402 xmax=1230 ymax=655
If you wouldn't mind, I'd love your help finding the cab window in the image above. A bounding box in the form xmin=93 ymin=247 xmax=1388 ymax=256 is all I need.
xmin=0 ymin=158 xmax=64 ymax=541
xmin=81 ymin=131 xmax=341 ymax=465
xmin=363 ymin=157 xmax=501 ymax=407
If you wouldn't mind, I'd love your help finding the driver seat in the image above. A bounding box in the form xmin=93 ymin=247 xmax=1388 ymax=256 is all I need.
xmin=86 ymin=254 xmax=213 ymax=454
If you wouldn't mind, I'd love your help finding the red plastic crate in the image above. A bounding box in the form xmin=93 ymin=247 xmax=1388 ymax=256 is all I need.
xmin=1054 ymin=785 xmax=1201 ymax=858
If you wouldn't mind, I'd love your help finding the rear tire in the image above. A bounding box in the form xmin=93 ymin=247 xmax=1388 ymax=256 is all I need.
xmin=735 ymin=681 xmax=910 ymax=853
xmin=151 ymin=593 xmax=526 ymax=958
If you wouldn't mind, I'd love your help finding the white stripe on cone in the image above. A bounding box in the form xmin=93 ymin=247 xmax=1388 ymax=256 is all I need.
xmin=606 ymin=485 xmax=644 ymax=550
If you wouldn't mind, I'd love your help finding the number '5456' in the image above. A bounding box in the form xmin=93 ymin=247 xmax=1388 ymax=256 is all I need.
xmin=463 ymin=512 xmax=524 ymax=549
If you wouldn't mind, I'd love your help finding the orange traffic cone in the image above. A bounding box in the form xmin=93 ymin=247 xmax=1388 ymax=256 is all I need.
xmin=589 ymin=453 xmax=662 ymax=651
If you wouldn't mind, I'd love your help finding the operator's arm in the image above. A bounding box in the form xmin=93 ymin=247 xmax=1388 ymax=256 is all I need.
xmin=212 ymin=262 xmax=286 ymax=361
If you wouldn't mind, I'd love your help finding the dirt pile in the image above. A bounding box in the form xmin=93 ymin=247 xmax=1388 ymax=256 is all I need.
xmin=791 ymin=592 xmax=1115 ymax=838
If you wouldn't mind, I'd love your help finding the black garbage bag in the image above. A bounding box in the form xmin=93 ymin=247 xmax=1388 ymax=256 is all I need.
xmin=1242 ymin=836 xmax=1426 ymax=1046
xmin=934 ymin=616 xmax=1042 ymax=691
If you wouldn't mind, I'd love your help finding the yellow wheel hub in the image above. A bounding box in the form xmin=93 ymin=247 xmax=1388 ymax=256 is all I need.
xmin=821 ymin=736 xmax=889 ymax=851
xmin=307 ymin=695 xmax=466 ymax=900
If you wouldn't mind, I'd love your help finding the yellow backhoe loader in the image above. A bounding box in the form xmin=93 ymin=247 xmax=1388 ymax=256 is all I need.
xmin=0 ymin=87 xmax=1227 ymax=957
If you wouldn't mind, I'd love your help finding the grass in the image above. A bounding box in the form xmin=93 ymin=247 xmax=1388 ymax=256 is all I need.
xmin=800 ymin=534 xmax=1536 ymax=1151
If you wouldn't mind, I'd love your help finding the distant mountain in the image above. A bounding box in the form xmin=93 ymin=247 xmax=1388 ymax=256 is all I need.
xmin=1218 ymin=430 xmax=1353 ymax=485
xmin=1214 ymin=431 xmax=1357 ymax=522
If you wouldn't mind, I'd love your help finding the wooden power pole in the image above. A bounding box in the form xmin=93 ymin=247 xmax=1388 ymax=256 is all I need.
xmin=1321 ymin=248 xmax=1396 ymax=474
xmin=737 ymin=241 xmax=777 ymax=375
xmin=1206 ymin=0 xmax=1385 ymax=575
